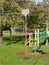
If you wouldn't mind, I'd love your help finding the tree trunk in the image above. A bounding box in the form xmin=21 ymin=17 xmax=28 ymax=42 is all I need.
xmin=0 ymin=16 xmax=2 ymax=44
xmin=10 ymin=27 xmax=12 ymax=44
xmin=0 ymin=27 xmax=2 ymax=44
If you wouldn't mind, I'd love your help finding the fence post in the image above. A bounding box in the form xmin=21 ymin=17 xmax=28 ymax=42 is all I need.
xmin=35 ymin=29 xmax=36 ymax=46
xmin=46 ymin=25 xmax=48 ymax=45
xmin=37 ymin=29 xmax=39 ymax=46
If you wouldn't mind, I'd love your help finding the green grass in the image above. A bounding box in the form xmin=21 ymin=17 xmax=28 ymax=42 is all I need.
xmin=0 ymin=34 xmax=49 ymax=65
xmin=0 ymin=42 xmax=49 ymax=65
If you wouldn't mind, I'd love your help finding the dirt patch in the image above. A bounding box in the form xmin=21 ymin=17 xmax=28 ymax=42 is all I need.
xmin=40 ymin=53 xmax=49 ymax=59
xmin=16 ymin=52 xmax=49 ymax=59
xmin=6 ymin=51 xmax=49 ymax=60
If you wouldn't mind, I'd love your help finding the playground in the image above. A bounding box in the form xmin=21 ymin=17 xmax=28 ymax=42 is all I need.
xmin=0 ymin=1 xmax=49 ymax=65
xmin=0 ymin=32 xmax=49 ymax=65
xmin=0 ymin=10 xmax=49 ymax=65
xmin=0 ymin=26 xmax=49 ymax=65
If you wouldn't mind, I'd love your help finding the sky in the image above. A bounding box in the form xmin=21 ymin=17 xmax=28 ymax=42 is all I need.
xmin=35 ymin=0 xmax=43 ymax=3
xmin=31 ymin=0 xmax=43 ymax=4
xmin=35 ymin=0 xmax=43 ymax=2
xmin=35 ymin=0 xmax=43 ymax=4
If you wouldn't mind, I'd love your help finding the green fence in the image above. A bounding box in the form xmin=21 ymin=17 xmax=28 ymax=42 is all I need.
xmin=39 ymin=30 xmax=49 ymax=39
xmin=39 ymin=31 xmax=46 ymax=39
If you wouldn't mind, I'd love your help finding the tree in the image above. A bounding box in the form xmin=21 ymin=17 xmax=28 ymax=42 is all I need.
xmin=0 ymin=0 xmax=23 ymax=43
xmin=1 ymin=0 xmax=49 ymax=44
xmin=43 ymin=0 xmax=49 ymax=3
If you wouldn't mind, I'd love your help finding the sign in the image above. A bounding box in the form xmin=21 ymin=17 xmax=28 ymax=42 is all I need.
xmin=22 ymin=9 xmax=29 ymax=16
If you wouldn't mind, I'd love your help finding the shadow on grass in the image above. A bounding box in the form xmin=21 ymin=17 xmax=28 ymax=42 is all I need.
xmin=3 ymin=36 xmax=25 ymax=46
xmin=6 ymin=40 xmax=24 ymax=46
xmin=37 ymin=50 xmax=46 ymax=54
xmin=3 ymin=37 xmax=10 ymax=41
xmin=40 ymin=40 xmax=46 ymax=45
xmin=33 ymin=50 xmax=46 ymax=65
xmin=6 ymin=42 xmax=11 ymax=45
xmin=40 ymin=38 xmax=49 ymax=45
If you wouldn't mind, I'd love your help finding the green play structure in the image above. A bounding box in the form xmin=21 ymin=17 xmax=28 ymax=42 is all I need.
xmin=29 ymin=28 xmax=49 ymax=47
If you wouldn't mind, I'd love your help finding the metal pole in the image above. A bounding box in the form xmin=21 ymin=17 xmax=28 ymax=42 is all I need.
xmin=24 ymin=16 xmax=29 ymax=59
xmin=22 ymin=9 xmax=29 ymax=59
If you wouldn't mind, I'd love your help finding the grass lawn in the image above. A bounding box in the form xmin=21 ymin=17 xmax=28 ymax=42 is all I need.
xmin=0 ymin=33 xmax=49 ymax=65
